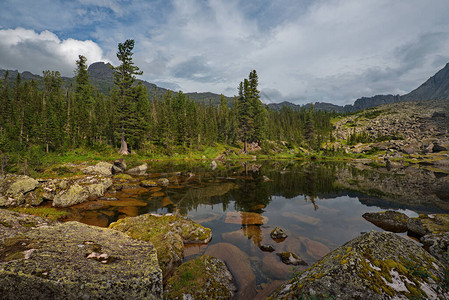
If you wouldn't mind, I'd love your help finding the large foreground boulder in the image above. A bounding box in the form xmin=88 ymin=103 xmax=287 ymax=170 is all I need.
xmin=164 ymin=255 xmax=237 ymax=299
xmin=109 ymin=213 xmax=212 ymax=277
xmin=269 ymin=231 xmax=448 ymax=299
xmin=0 ymin=209 xmax=163 ymax=299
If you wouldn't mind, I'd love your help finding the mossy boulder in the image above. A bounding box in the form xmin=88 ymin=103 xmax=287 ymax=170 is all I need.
xmin=0 ymin=209 xmax=162 ymax=299
xmin=83 ymin=161 xmax=113 ymax=176
xmin=164 ymin=255 xmax=237 ymax=299
xmin=6 ymin=176 xmax=39 ymax=195
xmin=269 ymin=231 xmax=448 ymax=299
xmin=109 ymin=213 xmax=212 ymax=277
xmin=0 ymin=175 xmax=39 ymax=207
xmin=362 ymin=210 xmax=409 ymax=232
xmin=52 ymin=178 xmax=113 ymax=208
xmin=52 ymin=183 xmax=87 ymax=207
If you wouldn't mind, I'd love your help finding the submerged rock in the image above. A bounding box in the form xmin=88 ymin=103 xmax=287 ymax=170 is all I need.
xmin=260 ymin=244 xmax=275 ymax=252
xmin=164 ymin=255 xmax=237 ymax=299
xmin=225 ymin=211 xmax=268 ymax=225
xmin=205 ymin=242 xmax=257 ymax=299
xmin=269 ymin=231 xmax=448 ymax=299
xmin=0 ymin=209 xmax=163 ymax=299
xmin=109 ymin=213 xmax=212 ymax=277
xmin=362 ymin=210 xmax=409 ymax=233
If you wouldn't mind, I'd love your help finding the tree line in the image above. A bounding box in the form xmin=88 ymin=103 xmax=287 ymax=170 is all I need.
xmin=0 ymin=39 xmax=334 ymax=172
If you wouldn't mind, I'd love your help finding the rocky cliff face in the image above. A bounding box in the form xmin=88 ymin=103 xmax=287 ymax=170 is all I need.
xmin=402 ymin=63 xmax=449 ymax=102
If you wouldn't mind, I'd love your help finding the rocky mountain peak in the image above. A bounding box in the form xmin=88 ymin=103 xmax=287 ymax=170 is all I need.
xmin=402 ymin=62 xmax=449 ymax=101
xmin=88 ymin=62 xmax=114 ymax=79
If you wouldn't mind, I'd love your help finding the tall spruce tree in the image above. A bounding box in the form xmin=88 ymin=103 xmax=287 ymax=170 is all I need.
xmin=73 ymin=55 xmax=95 ymax=145
xmin=112 ymin=39 xmax=143 ymax=154
xmin=237 ymin=70 xmax=266 ymax=152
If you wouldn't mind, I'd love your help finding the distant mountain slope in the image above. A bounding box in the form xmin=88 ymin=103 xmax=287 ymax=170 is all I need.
xmin=402 ymin=62 xmax=449 ymax=101
xmin=87 ymin=62 xmax=231 ymax=105
xmin=2 ymin=61 xmax=449 ymax=112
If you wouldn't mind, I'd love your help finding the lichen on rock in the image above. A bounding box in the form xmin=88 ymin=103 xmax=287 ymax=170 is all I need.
xmin=164 ymin=255 xmax=237 ymax=299
xmin=269 ymin=231 xmax=449 ymax=299
xmin=0 ymin=209 xmax=163 ymax=299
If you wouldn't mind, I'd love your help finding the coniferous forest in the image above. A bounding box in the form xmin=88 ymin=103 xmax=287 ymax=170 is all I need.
xmin=0 ymin=40 xmax=335 ymax=173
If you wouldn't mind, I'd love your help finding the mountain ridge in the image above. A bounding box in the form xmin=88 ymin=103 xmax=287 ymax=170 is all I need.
xmin=1 ymin=61 xmax=449 ymax=112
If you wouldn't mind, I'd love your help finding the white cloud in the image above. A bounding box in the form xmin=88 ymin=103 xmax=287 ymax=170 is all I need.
xmin=1 ymin=0 xmax=449 ymax=105
xmin=0 ymin=28 xmax=107 ymax=76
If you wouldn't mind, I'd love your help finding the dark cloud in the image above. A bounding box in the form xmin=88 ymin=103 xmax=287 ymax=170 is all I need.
xmin=172 ymin=56 xmax=219 ymax=83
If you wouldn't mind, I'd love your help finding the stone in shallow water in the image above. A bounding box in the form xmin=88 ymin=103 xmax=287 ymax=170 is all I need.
xmin=282 ymin=212 xmax=320 ymax=225
xmin=205 ymin=242 xmax=257 ymax=300
xmin=224 ymin=211 xmax=268 ymax=225
xmin=270 ymin=226 xmax=288 ymax=240
xmin=262 ymin=255 xmax=290 ymax=280
xmin=277 ymin=252 xmax=308 ymax=266
xmin=362 ymin=210 xmax=409 ymax=233
xmin=298 ymin=236 xmax=330 ymax=260
xmin=260 ymin=244 xmax=275 ymax=252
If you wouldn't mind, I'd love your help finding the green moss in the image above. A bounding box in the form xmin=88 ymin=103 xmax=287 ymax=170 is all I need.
xmin=9 ymin=207 xmax=69 ymax=221
xmin=113 ymin=174 xmax=133 ymax=180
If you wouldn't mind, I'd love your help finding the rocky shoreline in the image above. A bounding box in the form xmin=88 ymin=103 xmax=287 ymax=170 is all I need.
xmin=1 ymin=160 xmax=449 ymax=299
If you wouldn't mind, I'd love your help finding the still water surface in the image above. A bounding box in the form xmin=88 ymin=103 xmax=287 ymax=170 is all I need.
xmin=59 ymin=160 xmax=448 ymax=298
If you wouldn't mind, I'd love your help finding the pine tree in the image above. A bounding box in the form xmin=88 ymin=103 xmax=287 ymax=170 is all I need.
xmin=112 ymin=39 xmax=143 ymax=154
xmin=73 ymin=55 xmax=95 ymax=146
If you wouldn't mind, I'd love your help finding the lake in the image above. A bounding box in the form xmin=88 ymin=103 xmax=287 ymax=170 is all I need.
xmin=54 ymin=160 xmax=449 ymax=299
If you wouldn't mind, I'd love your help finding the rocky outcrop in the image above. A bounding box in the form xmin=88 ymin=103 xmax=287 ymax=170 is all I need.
xmin=362 ymin=210 xmax=409 ymax=232
xmin=269 ymin=231 xmax=448 ymax=299
xmin=0 ymin=175 xmax=39 ymax=207
xmin=109 ymin=213 xmax=212 ymax=277
xmin=51 ymin=177 xmax=113 ymax=207
xmin=0 ymin=209 xmax=163 ymax=299
xmin=164 ymin=255 xmax=237 ymax=299
xmin=332 ymin=99 xmax=449 ymax=156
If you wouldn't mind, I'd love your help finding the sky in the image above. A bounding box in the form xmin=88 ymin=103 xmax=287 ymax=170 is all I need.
xmin=1 ymin=0 xmax=449 ymax=106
